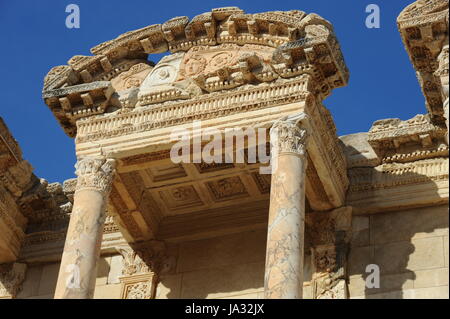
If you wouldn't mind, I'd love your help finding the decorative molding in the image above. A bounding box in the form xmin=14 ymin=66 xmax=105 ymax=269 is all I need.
xmin=368 ymin=114 xmax=447 ymax=159
xmin=348 ymin=157 xmax=448 ymax=193
xmin=42 ymin=7 xmax=349 ymax=137
xmin=75 ymin=157 xmax=116 ymax=195
xmin=270 ymin=113 xmax=308 ymax=156
xmin=120 ymin=273 xmax=156 ymax=299
xmin=0 ymin=263 xmax=27 ymax=299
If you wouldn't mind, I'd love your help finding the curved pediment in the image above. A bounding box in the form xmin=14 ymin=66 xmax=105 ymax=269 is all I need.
xmin=42 ymin=7 xmax=349 ymax=137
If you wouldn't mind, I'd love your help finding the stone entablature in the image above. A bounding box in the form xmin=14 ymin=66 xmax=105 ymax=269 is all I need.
xmin=397 ymin=0 xmax=449 ymax=123
xmin=368 ymin=113 xmax=447 ymax=159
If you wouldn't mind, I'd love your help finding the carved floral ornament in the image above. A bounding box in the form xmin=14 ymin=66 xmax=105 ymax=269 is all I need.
xmin=74 ymin=157 xmax=116 ymax=195
xmin=42 ymin=7 xmax=349 ymax=137
xmin=397 ymin=0 xmax=449 ymax=121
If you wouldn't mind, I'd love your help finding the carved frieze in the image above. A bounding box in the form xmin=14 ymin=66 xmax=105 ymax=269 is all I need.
xmin=306 ymin=206 xmax=351 ymax=299
xmin=270 ymin=114 xmax=308 ymax=156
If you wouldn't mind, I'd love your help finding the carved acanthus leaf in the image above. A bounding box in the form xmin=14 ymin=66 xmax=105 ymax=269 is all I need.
xmin=75 ymin=158 xmax=116 ymax=195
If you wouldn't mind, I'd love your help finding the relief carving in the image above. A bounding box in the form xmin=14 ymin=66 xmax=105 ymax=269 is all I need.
xmin=270 ymin=114 xmax=308 ymax=156
xmin=306 ymin=207 xmax=351 ymax=299
xmin=0 ymin=263 xmax=27 ymax=299
xmin=111 ymin=62 xmax=153 ymax=92
xmin=75 ymin=157 xmax=116 ymax=196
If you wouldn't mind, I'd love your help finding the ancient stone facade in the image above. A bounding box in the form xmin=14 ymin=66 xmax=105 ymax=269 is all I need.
xmin=1 ymin=2 xmax=448 ymax=299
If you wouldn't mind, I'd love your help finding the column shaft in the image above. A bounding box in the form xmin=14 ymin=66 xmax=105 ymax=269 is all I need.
xmin=54 ymin=158 xmax=115 ymax=299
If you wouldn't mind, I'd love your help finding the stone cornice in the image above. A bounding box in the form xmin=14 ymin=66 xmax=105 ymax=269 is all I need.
xmin=42 ymin=7 xmax=349 ymax=137
xmin=0 ymin=263 xmax=27 ymax=299
xmin=75 ymin=76 xmax=313 ymax=144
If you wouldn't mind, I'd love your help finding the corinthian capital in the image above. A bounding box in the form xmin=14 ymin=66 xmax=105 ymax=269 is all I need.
xmin=75 ymin=157 xmax=116 ymax=195
xmin=270 ymin=113 xmax=308 ymax=156
xmin=436 ymin=45 xmax=449 ymax=99
xmin=0 ymin=263 xmax=27 ymax=299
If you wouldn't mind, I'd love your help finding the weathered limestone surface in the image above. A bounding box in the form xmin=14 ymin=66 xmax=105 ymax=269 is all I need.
xmin=398 ymin=0 xmax=449 ymax=123
xmin=264 ymin=114 xmax=308 ymax=299
xmin=0 ymin=1 xmax=448 ymax=300
xmin=348 ymin=204 xmax=448 ymax=299
xmin=54 ymin=158 xmax=116 ymax=299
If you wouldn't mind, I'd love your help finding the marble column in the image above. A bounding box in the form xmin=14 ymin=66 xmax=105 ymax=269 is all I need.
xmin=264 ymin=113 xmax=308 ymax=299
xmin=54 ymin=157 xmax=116 ymax=299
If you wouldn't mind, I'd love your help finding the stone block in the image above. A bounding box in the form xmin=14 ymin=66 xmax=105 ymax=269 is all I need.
xmin=348 ymin=275 xmax=366 ymax=298
xmin=351 ymin=229 xmax=370 ymax=247
xmin=366 ymin=272 xmax=414 ymax=295
xmin=16 ymin=265 xmax=43 ymax=299
xmin=352 ymin=216 xmax=369 ymax=233
xmin=180 ymin=262 xmax=264 ymax=299
xmin=403 ymin=286 xmax=449 ymax=299
xmin=445 ymin=236 xmax=449 ymax=268
xmin=339 ymin=133 xmax=380 ymax=168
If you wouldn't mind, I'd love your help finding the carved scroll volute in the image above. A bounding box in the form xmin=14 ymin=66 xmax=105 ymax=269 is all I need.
xmin=74 ymin=157 xmax=116 ymax=196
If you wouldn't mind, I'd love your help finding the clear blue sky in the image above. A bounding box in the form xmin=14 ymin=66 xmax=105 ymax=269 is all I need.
xmin=0 ymin=0 xmax=424 ymax=182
